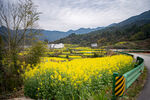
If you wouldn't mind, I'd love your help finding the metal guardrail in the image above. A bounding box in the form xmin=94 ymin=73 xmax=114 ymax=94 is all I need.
xmin=112 ymin=52 xmax=145 ymax=100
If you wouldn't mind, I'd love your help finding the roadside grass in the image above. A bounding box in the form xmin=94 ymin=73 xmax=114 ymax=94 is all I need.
xmin=89 ymin=85 xmax=112 ymax=100
xmin=0 ymin=87 xmax=24 ymax=99
xmin=118 ymin=67 xmax=148 ymax=100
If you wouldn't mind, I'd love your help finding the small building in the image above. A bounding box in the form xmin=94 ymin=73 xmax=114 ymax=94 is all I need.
xmin=91 ymin=43 xmax=97 ymax=47
xmin=48 ymin=43 xmax=64 ymax=49
xmin=23 ymin=45 xmax=31 ymax=48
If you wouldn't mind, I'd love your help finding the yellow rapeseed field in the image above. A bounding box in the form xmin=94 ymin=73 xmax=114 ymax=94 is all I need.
xmin=24 ymin=54 xmax=134 ymax=99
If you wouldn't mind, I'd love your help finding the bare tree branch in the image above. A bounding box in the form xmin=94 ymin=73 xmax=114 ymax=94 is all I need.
xmin=0 ymin=0 xmax=40 ymax=53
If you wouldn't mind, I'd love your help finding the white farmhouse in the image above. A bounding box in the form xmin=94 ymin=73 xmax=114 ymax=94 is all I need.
xmin=48 ymin=43 xmax=64 ymax=49
xmin=91 ymin=43 xmax=97 ymax=47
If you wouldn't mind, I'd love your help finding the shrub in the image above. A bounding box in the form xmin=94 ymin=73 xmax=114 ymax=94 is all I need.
xmin=26 ymin=41 xmax=48 ymax=66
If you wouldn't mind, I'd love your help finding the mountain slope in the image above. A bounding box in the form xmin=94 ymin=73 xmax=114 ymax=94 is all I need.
xmin=54 ymin=10 xmax=150 ymax=49
xmin=0 ymin=25 xmax=104 ymax=42
xmin=40 ymin=27 xmax=104 ymax=41
xmin=118 ymin=10 xmax=150 ymax=27
xmin=67 ymin=27 xmax=104 ymax=34
xmin=40 ymin=30 xmax=68 ymax=41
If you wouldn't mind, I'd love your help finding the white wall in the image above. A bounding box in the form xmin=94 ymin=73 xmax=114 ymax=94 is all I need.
xmin=48 ymin=43 xmax=64 ymax=49
xmin=91 ymin=43 xmax=97 ymax=47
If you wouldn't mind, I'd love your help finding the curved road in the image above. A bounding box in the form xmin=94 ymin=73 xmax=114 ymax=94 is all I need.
xmin=130 ymin=53 xmax=150 ymax=100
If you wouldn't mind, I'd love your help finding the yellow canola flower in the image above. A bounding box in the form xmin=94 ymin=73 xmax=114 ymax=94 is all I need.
xmin=24 ymin=55 xmax=133 ymax=88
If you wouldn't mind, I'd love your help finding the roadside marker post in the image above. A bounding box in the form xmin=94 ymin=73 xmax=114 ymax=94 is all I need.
xmin=115 ymin=75 xmax=125 ymax=96
xmin=112 ymin=73 xmax=118 ymax=100
xmin=112 ymin=73 xmax=126 ymax=100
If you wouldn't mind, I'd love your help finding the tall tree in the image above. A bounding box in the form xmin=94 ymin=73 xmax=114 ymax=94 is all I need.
xmin=0 ymin=0 xmax=41 ymax=92
xmin=0 ymin=0 xmax=40 ymax=54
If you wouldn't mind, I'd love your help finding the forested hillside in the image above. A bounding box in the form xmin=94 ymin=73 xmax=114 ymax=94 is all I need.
xmin=54 ymin=10 xmax=150 ymax=49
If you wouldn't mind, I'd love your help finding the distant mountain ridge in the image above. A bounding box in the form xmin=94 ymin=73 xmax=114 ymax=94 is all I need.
xmin=0 ymin=25 xmax=104 ymax=42
xmin=118 ymin=10 xmax=150 ymax=26
xmin=54 ymin=10 xmax=150 ymax=49
xmin=66 ymin=27 xmax=104 ymax=34
xmin=0 ymin=26 xmax=104 ymax=42
xmin=1 ymin=10 xmax=150 ymax=43
xmin=109 ymin=10 xmax=150 ymax=27
xmin=40 ymin=27 xmax=104 ymax=41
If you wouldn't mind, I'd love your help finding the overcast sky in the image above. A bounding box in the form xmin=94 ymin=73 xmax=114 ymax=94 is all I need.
xmin=32 ymin=0 xmax=150 ymax=31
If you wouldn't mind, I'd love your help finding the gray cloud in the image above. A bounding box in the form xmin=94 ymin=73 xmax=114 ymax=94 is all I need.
xmin=32 ymin=0 xmax=150 ymax=31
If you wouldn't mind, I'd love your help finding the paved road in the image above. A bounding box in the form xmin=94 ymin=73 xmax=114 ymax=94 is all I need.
xmin=130 ymin=53 xmax=150 ymax=100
